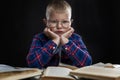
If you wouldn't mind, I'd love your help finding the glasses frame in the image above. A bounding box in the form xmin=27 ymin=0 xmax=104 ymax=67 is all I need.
xmin=47 ymin=19 xmax=73 ymax=28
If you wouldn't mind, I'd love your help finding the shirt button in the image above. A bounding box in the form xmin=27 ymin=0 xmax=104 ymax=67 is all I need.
xmin=65 ymin=47 xmax=68 ymax=50
xmin=53 ymin=47 xmax=55 ymax=49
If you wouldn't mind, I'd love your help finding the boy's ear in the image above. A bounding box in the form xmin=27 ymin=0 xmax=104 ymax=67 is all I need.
xmin=43 ymin=18 xmax=47 ymax=24
xmin=71 ymin=19 xmax=74 ymax=23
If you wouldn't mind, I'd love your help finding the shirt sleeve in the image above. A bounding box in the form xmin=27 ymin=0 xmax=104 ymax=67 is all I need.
xmin=26 ymin=35 xmax=57 ymax=69
xmin=62 ymin=35 xmax=92 ymax=67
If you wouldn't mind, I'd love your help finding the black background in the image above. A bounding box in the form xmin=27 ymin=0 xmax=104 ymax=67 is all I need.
xmin=1 ymin=0 xmax=120 ymax=67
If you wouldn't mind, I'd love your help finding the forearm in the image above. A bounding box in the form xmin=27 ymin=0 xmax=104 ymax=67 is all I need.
xmin=62 ymin=40 xmax=92 ymax=67
xmin=26 ymin=40 xmax=57 ymax=69
xmin=60 ymin=37 xmax=69 ymax=45
xmin=52 ymin=38 xmax=60 ymax=46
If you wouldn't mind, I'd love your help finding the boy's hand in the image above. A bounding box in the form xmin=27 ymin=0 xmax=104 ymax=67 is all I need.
xmin=60 ymin=27 xmax=74 ymax=45
xmin=44 ymin=27 xmax=60 ymax=45
xmin=61 ymin=27 xmax=74 ymax=38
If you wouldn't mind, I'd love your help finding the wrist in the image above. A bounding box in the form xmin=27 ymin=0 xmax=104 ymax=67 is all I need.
xmin=52 ymin=38 xmax=60 ymax=46
xmin=60 ymin=37 xmax=69 ymax=45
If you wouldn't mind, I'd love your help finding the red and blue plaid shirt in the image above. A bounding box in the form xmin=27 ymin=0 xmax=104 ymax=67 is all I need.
xmin=26 ymin=32 xmax=92 ymax=69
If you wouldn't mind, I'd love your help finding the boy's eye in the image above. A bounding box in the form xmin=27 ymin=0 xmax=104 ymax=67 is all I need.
xmin=62 ymin=21 xmax=69 ymax=24
xmin=50 ymin=20 xmax=57 ymax=23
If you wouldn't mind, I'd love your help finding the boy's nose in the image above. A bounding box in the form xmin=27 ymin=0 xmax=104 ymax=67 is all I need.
xmin=56 ymin=22 xmax=62 ymax=29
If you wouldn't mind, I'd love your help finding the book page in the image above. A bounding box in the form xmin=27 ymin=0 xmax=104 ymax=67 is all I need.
xmin=0 ymin=64 xmax=16 ymax=72
xmin=59 ymin=63 xmax=78 ymax=70
xmin=43 ymin=66 xmax=75 ymax=79
xmin=0 ymin=64 xmax=39 ymax=73
xmin=93 ymin=62 xmax=120 ymax=68
xmin=70 ymin=65 xmax=120 ymax=80
xmin=0 ymin=64 xmax=42 ymax=80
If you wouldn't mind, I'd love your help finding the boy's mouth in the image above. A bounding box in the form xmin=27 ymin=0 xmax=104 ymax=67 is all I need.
xmin=56 ymin=30 xmax=64 ymax=33
xmin=55 ymin=31 xmax=64 ymax=35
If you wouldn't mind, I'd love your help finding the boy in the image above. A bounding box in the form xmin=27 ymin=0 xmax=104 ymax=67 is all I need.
xmin=26 ymin=0 xmax=92 ymax=69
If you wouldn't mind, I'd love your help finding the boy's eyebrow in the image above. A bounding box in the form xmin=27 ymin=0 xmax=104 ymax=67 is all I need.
xmin=48 ymin=19 xmax=71 ymax=21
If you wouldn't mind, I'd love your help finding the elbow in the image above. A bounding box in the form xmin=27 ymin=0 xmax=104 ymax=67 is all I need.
xmin=85 ymin=55 xmax=92 ymax=66
xmin=26 ymin=54 xmax=44 ymax=69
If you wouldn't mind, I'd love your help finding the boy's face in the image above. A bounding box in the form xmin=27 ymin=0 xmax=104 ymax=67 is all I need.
xmin=46 ymin=11 xmax=72 ymax=36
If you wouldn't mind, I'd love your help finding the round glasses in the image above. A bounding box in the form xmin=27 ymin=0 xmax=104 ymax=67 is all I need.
xmin=47 ymin=20 xmax=72 ymax=28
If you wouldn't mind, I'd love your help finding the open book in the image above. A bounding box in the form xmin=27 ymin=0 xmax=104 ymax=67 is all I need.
xmin=0 ymin=64 xmax=42 ymax=80
xmin=41 ymin=65 xmax=78 ymax=80
xmin=70 ymin=63 xmax=120 ymax=80
xmin=41 ymin=62 xmax=120 ymax=80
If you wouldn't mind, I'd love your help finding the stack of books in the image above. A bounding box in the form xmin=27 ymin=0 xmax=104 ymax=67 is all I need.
xmin=1 ymin=62 xmax=120 ymax=80
xmin=0 ymin=64 xmax=42 ymax=80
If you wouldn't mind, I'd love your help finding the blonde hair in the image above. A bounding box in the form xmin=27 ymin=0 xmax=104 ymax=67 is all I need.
xmin=46 ymin=0 xmax=72 ymax=19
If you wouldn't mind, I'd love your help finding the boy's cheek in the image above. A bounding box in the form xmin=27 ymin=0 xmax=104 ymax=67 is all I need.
xmin=49 ymin=27 xmax=54 ymax=31
xmin=66 ymin=27 xmax=71 ymax=31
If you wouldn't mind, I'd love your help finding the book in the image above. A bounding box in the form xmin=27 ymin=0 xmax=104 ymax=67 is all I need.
xmin=0 ymin=64 xmax=42 ymax=80
xmin=41 ymin=65 xmax=78 ymax=80
xmin=40 ymin=62 xmax=120 ymax=80
xmin=70 ymin=65 xmax=120 ymax=80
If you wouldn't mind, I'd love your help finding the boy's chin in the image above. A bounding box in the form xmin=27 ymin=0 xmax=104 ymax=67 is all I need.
xmin=58 ymin=34 xmax=62 ymax=36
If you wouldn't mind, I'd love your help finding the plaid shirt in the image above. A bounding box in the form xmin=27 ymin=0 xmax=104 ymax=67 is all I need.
xmin=26 ymin=32 xmax=92 ymax=69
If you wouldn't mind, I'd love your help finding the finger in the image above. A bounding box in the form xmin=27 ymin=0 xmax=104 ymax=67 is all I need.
xmin=44 ymin=28 xmax=49 ymax=36
xmin=62 ymin=30 xmax=72 ymax=38
xmin=67 ymin=28 xmax=73 ymax=34
xmin=47 ymin=28 xmax=52 ymax=34
xmin=71 ymin=27 xmax=74 ymax=33
xmin=66 ymin=28 xmax=74 ymax=37
xmin=47 ymin=28 xmax=56 ymax=36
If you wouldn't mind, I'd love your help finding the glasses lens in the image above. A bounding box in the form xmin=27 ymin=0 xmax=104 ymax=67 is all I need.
xmin=48 ymin=20 xmax=71 ymax=28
